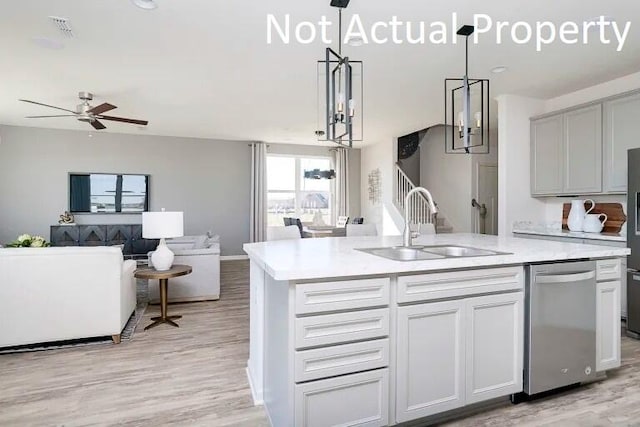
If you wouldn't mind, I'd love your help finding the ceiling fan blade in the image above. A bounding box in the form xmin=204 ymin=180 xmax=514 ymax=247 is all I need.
xmin=91 ymin=120 xmax=107 ymax=130
xmin=19 ymin=99 xmax=76 ymax=114
xmin=87 ymin=103 xmax=117 ymax=115
xmin=25 ymin=115 xmax=78 ymax=118
xmin=99 ymin=115 xmax=148 ymax=126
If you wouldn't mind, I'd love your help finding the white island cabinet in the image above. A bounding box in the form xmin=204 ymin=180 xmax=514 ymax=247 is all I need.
xmin=244 ymin=233 xmax=629 ymax=427
xmin=396 ymin=267 xmax=523 ymax=422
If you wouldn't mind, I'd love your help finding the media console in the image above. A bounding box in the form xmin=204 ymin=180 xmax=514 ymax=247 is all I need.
xmin=50 ymin=224 xmax=158 ymax=256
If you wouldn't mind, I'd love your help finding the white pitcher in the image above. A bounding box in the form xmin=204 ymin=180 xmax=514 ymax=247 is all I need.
xmin=567 ymin=199 xmax=595 ymax=232
xmin=583 ymin=214 xmax=608 ymax=233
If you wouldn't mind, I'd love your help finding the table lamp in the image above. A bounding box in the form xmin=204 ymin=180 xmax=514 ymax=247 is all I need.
xmin=142 ymin=209 xmax=184 ymax=271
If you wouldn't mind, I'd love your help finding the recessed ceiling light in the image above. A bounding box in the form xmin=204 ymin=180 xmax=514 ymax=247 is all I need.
xmin=347 ymin=36 xmax=364 ymax=47
xmin=31 ymin=36 xmax=65 ymax=50
xmin=131 ymin=0 xmax=158 ymax=10
xmin=491 ymin=66 xmax=508 ymax=74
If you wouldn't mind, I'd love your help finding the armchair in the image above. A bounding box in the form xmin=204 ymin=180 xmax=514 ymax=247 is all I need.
xmin=148 ymin=235 xmax=221 ymax=303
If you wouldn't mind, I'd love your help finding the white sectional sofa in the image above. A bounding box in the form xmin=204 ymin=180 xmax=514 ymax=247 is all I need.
xmin=0 ymin=246 xmax=136 ymax=348
xmin=148 ymin=234 xmax=221 ymax=303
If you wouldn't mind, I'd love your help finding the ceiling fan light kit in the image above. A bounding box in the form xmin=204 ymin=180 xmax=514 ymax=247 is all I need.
xmin=444 ymin=25 xmax=490 ymax=154
xmin=317 ymin=0 xmax=363 ymax=148
xmin=19 ymin=91 xmax=149 ymax=131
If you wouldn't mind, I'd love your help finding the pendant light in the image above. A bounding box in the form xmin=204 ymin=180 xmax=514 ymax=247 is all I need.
xmin=444 ymin=25 xmax=490 ymax=154
xmin=317 ymin=0 xmax=363 ymax=148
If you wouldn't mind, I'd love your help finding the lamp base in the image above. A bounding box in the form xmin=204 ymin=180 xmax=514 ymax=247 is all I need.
xmin=151 ymin=238 xmax=174 ymax=271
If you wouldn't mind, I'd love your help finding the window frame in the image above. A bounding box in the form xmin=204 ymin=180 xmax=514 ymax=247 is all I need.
xmin=267 ymin=154 xmax=335 ymax=226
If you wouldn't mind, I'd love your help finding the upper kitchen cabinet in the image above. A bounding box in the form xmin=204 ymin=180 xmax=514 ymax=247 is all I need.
xmin=531 ymin=115 xmax=564 ymax=195
xmin=564 ymin=104 xmax=603 ymax=194
xmin=532 ymin=89 xmax=640 ymax=197
xmin=531 ymin=104 xmax=602 ymax=196
xmin=603 ymin=92 xmax=640 ymax=193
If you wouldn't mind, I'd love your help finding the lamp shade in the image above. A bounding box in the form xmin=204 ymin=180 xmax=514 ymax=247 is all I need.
xmin=142 ymin=211 xmax=184 ymax=239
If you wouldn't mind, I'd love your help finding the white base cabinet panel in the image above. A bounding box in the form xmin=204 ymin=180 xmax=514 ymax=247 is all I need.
xmin=396 ymin=292 xmax=524 ymax=424
xmin=597 ymin=281 xmax=621 ymax=371
xmin=396 ymin=300 xmax=465 ymax=422
xmin=465 ymin=293 xmax=524 ymax=404
xmin=295 ymin=369 xmax=389 ymax=427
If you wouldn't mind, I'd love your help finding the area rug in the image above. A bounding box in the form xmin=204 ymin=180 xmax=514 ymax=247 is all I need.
xmin=0 ymin=279 xmax=149 ymax=354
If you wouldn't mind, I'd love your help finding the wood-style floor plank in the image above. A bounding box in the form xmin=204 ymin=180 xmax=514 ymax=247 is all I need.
xmin=0 ymin=260 xmax=269 ymax=427
xmin=2 ymin=260 xmax=640 ymax=426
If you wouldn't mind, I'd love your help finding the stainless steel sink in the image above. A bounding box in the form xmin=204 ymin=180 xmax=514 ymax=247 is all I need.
xmin=420 ymin=245 xmax=509 ymax=257
xmin=357 ymin=246 xmax=445 ymax=262
xmin=357 ymin=245 xmax=510 ymax=261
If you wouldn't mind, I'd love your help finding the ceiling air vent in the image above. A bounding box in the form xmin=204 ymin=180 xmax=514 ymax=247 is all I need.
xmin=48 ymin=16 xmax=75 ymax=38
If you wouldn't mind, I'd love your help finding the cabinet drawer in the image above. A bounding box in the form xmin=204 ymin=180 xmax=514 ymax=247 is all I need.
xmin=295 ymin=308 xmax=389 ymax=349
xmin=597 ymin=259 xmax=622 ymax=282
xmin=295 ymin=339 xmax=389 ymax=383
xmin=295 ymin=369 xmax=389 ymax=427
xmin=397 ymin=267 xmax=524 ymax=304
xmin=295 ymin=278 xmax=390 ymax=315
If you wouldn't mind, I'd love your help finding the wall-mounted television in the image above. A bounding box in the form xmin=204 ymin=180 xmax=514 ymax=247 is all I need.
xmin=69 ymin=173 xmax=150 ymax=214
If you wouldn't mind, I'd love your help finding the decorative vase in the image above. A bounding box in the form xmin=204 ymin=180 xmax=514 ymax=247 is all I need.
xmin=567 ymin=199 xmax=595 ymax=232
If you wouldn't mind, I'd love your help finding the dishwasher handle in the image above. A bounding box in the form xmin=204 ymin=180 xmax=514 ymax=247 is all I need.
xmin=536 ymin=270 xmax=596 ymax=284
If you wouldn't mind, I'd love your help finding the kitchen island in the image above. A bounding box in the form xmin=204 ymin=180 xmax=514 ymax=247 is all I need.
xmin=243 ymin=233 xmax=629 ymax=427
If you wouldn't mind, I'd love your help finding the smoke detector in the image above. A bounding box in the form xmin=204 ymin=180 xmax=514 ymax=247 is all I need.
xmin=48 ymin=16 xmax=74 ymax=38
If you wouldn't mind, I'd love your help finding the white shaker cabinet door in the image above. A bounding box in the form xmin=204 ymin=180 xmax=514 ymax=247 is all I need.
xmin=294 ymin=369 xmax=389 ymax=427
xmin=465 ymin=292 xmax=524 ymax=404
xmin=597 ymin=281 xmax=621 ymax=371
xmin=396 ymin=300 xmax=465 ymax=423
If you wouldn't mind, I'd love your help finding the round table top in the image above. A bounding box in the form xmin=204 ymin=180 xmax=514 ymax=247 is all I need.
xmin=134 ymin=264 xmax=192 ymax=280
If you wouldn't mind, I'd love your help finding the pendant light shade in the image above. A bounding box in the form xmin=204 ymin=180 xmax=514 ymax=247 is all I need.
xmin=444 ymin=25 xmax=490 ymax=154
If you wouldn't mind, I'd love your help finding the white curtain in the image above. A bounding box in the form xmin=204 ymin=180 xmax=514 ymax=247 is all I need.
xmin=334 ymin=147 xmax=350 ymax=222
xmin=250 ymin=142 xmax=267 ymax=242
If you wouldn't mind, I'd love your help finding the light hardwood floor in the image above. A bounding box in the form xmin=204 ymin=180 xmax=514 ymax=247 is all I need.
xmin=2 ymin=261 xmax=640 ymax=426
xmin=0 ymin=260 xmax=269 ymax=427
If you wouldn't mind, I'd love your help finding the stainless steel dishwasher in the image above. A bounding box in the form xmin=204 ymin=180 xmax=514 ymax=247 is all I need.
xmin=523 ymin=261 xmax=597 ymax=396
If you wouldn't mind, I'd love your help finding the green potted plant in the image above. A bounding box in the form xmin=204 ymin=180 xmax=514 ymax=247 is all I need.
xmin=5 ymin=234 xmax=51 ymax=248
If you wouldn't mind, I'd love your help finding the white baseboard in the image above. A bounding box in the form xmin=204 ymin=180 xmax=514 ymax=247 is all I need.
xmin=246 ymin=365 xmax=264 ymax=406
xmin=221 ymin=255 xmax=249 ymax=261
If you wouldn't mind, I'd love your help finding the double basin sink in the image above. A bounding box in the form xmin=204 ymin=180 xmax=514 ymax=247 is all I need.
xmin=357 ymin=245 xmax=511 ymax=261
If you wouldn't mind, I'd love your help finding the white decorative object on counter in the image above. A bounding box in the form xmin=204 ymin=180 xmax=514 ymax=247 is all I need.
xmin=584 ymin=214 xmax=608 ymax=233
xmin=568 ymin=199 xmax=595 ymax=232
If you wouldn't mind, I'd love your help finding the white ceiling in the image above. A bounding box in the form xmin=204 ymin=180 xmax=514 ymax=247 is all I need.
xmin=0 ymin=0 xmax=639 ymax=146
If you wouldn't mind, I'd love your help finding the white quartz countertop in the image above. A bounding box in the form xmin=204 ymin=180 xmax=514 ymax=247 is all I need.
xmin=512 ymin=226 xmax=626 ymax=242
xmin=243 ymin=233 xmax=630 ymax=281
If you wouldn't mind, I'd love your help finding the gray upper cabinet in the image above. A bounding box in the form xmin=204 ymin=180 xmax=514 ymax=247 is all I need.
xmin=531 ymin=115 xmax=564 ymax=196
xmin=603 ymin=92 xmax=640 ymax=193
xmin=531 ymin=90 xmax=640 ymax=197
xmin=563 ymin=104 xmax=602 ymax=194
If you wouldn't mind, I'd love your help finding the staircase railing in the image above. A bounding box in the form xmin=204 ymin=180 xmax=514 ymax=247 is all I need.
xmin=394 ymin=162 xmax=437 ymax=228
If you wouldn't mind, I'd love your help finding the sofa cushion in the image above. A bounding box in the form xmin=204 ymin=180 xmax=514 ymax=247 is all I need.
xmin=166 ymin=242 xmax=194 ymax=250
xmin=193 ymin=235 xmax=208 ymax=249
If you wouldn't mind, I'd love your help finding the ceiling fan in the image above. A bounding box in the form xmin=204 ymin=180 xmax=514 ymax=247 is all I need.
xmin=19 ymin=91 xmax=149 ymax=130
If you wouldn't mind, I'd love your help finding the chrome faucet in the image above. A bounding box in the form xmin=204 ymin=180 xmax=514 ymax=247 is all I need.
xmin=403 ymin=187 xmax=438 ymax=247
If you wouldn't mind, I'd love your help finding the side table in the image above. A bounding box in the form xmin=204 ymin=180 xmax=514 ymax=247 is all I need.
xmin=134 ymin=264 xmax=192 ymax=330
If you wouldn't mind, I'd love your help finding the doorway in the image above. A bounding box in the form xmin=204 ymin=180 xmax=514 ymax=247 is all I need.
xmin=475 ymin=163 xmax=498 ymax=235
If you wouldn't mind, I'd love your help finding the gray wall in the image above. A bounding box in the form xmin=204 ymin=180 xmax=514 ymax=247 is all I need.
xmin=268 ymin=143 xmax=362 ymax=218
xmin=0 ymin=125 xmax=251 ymax=256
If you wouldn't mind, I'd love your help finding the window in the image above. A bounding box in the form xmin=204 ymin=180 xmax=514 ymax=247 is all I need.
xmin=267 ymin=155 xmax=333 ymax=226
